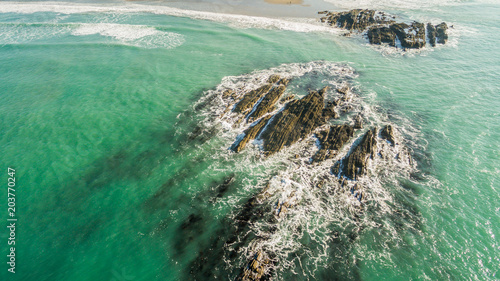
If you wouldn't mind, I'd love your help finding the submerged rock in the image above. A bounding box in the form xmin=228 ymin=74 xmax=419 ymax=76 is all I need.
xmin=342 ymin=128 xmax=378 ymax=180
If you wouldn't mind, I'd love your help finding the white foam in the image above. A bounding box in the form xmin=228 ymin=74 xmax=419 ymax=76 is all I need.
xmin=0 ymin=2 xmax=341 ymax=34
xmin=71 ymin=23 xmax=185 ymax=49
xmin=0 ymin=21 xmax=185 ymax=48
xmin=0 ymin=22 xmax=71 ymax=45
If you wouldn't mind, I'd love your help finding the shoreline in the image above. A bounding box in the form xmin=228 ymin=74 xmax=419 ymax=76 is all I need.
xmin=126 ymin=0 xmax=338 ymax=18
xmin=2 ymin=0 xmax=339 ymax=18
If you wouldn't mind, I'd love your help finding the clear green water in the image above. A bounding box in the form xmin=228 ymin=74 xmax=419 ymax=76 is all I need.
xmin=0 ymin=1 xmax=498 ymax=280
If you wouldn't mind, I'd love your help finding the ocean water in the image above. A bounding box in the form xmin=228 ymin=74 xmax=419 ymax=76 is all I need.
xmin=0 ymin=1 xmax=498 ymax=281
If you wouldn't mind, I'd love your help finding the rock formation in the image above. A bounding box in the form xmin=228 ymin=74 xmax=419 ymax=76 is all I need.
xmin=320 ymin=9 xmax=395 ymax=31
xmin=320 ymin=9 xmax=449 ymax=50
xmin=232 ymin=115 xmax=272 ymax=153
xmin=260 ymin=89 xmax=327 ymax=155
xmin=367 ymin=26 xmax=396 ymax=46
xmin=186 ymin=70 xmax=415 ymax=281
xmin=381 ymin=124 xmax=396 ymax=146
xmin=435 ymin=22 xmax=449 ymax=44
xmin=342 ymin=128 xmax=378 ymax=180
xmin=390 ymin=22 xmax=426 ymax=49
xmin=312 ymin=124 xmax=355 ymax=163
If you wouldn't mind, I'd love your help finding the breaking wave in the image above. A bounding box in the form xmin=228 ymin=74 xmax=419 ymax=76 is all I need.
xmin=0 ymin=1 xmax=340 ymax=34
xmin=0 ymin=21 xmax=185 ymax=48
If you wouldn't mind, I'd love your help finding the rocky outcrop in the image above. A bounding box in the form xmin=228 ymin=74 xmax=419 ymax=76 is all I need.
xmin=427 ymin=23 xmax=437 ymax=47
xmin=234 ymin=84 xmax=273 ymax=114
xmin=428 ymin=22 xmax=448 ymax=47
xmin=381 ymin=124 xmax=396 ymax=146
xmin=322 ymin=101 xmax=339 ymax=119
xmin=232 ymin=115 xmax=272 ymax=153
xmin=229 ymin=75 xmax=343 ymax=155
xmin=390 ymin=22 xmax=426 ymax=49
xmin=260 ymin=89 xmax=327 ymax=155
xmin=435 ymin=22 xmax=449 ymax=44
xmin=172 ymin=66 xmax=419 ymax=281
xmin=320 ymin=9 xmax=448 ymax=50
xmin=312 ymin=125 xmax=355 ymax=163
xmin=342 ymin=128 xmax=378 ymax=180
xmin=320 ymin=9 xmax=395 ymax=31
xmin=367 ymin=26 xmax=396 ymax=46
xmin=354 ymin=114 xmax=363 ymax=129
xmin=248 ymin=84 xmax=286 ymax=121
xmin=234 ymin=75 xmax=285 ymax=114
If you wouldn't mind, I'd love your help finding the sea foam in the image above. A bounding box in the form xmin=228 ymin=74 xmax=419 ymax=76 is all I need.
xmin=0 ymin=21 xmax=185 ymax=49
xmin=0 ymin=1 xmax=340 ymax=34
xmin=71 ymin=23 xmax=185 ymax=49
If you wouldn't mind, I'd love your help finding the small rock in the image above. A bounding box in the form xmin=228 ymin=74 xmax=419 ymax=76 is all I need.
xmin=354 ymin=114 xmax=363 ymax=129
xmin=435 ymin=22 xmax=448 ymax=44
xmin=380 ymin=125 xmax=396 ymax=146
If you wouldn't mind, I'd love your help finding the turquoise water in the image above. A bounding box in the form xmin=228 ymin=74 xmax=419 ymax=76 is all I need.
xmin=0 ymin=1 xmax=498 ymax=280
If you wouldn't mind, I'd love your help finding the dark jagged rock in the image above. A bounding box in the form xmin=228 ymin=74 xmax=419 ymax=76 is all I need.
xmin=367 ymin=26 xmax=396 ymax=46
xmin=248 ymin=85 xmax=286 ymax=121
xmin=322 ymin=101 xmax=338 ymax=120
xmin=390 ymin=22 xmax=426 ymax=49
xmin=321 ymin=9 xmax=394 ymax=31
xmin=381 ymin=124 xmax=396 ymax=146
xmin=260 ymin=89 xmax=326 ymax=155
xmin=435 ymin=22 xmax=448 ymax=44
xmin=319 ymin=9 xmax=448 ymax=50
xmin=232 ymin=115 xmax=272 ymax=153
xmin=312 ymin=124 xmax=355 ymax=163
xmin=427 ymin=23 xmax=437 ymax=47
xmin=342 ymin=128 xmax=378 ymax=180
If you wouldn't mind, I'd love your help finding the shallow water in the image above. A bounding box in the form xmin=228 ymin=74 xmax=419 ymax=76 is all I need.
xmin=0 ymin=1 xmax=498 ymax=280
